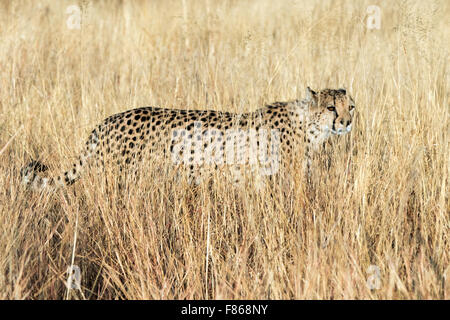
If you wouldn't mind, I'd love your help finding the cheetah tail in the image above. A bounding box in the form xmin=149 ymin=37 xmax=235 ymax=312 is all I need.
xmin=21 ymin=130 xmax=99 ymax=192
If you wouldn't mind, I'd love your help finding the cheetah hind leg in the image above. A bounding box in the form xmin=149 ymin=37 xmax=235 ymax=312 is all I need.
xmin=171 ymin=164 xmax=204 ymax=186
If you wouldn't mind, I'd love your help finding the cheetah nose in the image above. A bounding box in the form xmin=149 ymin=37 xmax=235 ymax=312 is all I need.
xmin=346 ymin=119 xmax=351 ymax=126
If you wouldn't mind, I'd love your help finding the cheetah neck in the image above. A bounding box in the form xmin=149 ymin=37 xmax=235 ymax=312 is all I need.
xmin=252 ymin=99 xmax=311 ymax=130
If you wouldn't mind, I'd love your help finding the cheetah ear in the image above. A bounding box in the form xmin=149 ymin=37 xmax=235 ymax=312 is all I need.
xmin=305 ymin=87 xmax=317 ymax=105
xmin=338 ymin=88 xmax=347 ymax=95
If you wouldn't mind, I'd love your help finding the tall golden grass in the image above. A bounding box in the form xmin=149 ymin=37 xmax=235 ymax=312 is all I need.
xmin=0 ymin=0 xmax=448 ymax=299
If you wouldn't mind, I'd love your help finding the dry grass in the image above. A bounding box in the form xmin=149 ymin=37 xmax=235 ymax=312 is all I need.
xmin=0 ymin=0 xmax=448 ymax=299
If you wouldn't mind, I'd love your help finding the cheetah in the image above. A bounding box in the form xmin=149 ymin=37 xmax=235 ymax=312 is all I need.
xmin=21 ymin=87 xmax=355 ymax=191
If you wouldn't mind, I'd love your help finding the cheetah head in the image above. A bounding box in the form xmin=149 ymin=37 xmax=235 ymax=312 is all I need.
xmin=305 ymin=87 xmax=355 ymax=136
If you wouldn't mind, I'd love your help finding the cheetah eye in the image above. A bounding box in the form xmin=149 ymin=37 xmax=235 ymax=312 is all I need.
xmin=327 ymin=106 xmax=336 ymax=111
xmin=349 ymin=105 xmax=355 ymax=111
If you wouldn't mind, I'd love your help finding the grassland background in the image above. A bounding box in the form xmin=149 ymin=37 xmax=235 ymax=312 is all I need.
xmin=0 ymin=0 xmax=448 ymax=299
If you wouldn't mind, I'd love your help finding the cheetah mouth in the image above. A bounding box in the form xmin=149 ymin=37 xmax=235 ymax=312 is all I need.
xmin=331 ymin=125 xmax=352 ymax=135
xmin=332 ymin=130 xmax=347 ymax=135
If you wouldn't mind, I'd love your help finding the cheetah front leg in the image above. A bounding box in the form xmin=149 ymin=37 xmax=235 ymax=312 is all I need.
xmin=304 ymin=146 xmax=313 ymax=184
